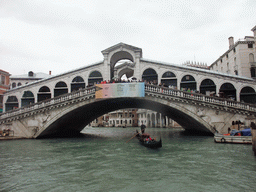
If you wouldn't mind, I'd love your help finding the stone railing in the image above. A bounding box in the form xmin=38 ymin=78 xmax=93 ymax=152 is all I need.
xmin=145 ymin=84 xmax=256 ymax=112
xmin=2 ymin=83 xmax=256 ymax=121
xmin=0 ymin=86 xmax=96 ymax=120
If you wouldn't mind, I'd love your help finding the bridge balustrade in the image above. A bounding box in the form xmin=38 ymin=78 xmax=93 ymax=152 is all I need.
xmin=0 ymin=87 xmax=96 ymax=119
xmin=1 ymin=84 xmax=256 ymax=121
xmin=145 ymin=84 xmax=256 ymax=112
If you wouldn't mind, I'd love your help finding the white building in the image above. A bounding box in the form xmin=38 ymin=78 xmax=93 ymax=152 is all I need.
xmin=209 ymin=25 xmax=256 ymax=78
xmin=90 ymin=108 xmax=180 ymax=128
xmin=10 ymin=71 xmax=52 ymax=89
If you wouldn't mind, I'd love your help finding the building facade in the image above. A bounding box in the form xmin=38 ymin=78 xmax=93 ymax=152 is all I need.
xmin=90 ymin=108 xmax=180 ymax=128
xmin=10 ymin=71 xmax=52 ymax=89
xmin=0 ymin=70 xmax=10 ymax=113
xmin=209 ymin=25 xmax=256 ymax=78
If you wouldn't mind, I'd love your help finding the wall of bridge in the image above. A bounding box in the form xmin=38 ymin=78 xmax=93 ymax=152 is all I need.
xmin=3 ymin=58 xmax=256 ymax=112
xmin=1 ymin=85 xmax=256 ymax=139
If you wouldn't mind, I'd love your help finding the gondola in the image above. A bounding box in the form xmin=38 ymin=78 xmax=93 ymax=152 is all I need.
xmin=135 ymin=130 xmax=162 ymax=149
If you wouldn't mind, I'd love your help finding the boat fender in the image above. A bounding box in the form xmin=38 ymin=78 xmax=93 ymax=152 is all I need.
xmin=221 ymin=138 xmax=226 ymax=143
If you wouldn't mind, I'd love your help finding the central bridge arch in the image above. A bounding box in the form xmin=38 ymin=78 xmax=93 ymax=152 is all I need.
xmin=36 ymin=97 xmax=213 ymax=138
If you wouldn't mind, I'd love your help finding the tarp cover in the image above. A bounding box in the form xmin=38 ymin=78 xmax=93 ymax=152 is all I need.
xmin=241 ymin=128 xmax=252 ymax=136
xmin=230 ymin=130 xmax=240 ymax=136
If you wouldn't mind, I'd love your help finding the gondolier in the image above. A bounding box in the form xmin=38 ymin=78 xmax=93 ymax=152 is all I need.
xmin=141 ymin=123 xmax=146 ymax=133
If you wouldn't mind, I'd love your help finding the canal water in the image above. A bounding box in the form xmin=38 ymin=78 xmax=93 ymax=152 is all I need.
xmin=1 ymin=127 xmax=255 ymax=192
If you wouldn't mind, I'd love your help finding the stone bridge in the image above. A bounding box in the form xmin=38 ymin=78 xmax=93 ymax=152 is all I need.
xmin=1 ymin=84 xmax=256 ymax=138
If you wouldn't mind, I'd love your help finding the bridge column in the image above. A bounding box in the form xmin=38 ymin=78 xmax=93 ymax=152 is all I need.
xmin=102 ymin=53 xmax=111 ymax=80
xmin=133 ymin=51 xmax=142 ymax=80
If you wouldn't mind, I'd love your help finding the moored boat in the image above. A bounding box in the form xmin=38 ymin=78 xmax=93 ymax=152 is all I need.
xmin=214 ymin=128 xmax=252 ymax=144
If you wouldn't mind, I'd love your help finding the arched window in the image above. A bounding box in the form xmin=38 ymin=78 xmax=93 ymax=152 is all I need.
xmin=142 ymin=68 xmax=158 ymax=85
xmin=200 ymin=79 xmax=216 ymax=95
xmin=240 ymin=86 xmax=256 ymax=104
xmin=17 ymin=82 xmax=22 ymax=87
xmin=38 ymin=86 xmax=51 ymax=102
xmin=12 ymin=82 xmax=16 ymax=89
xmin=219 ymin=83 xmax=236 ymax=100
xmin=161 ymin=71 xmax=177 ymax=87
xmin=71 ymin=76 xmax=85 ymax=92
xmin=249 ymin=53 xmax=255 ymax=63
xmin=180 ymin=75 xmax=196 ymax=91
xmin=88 ymin=71 xmax=103 ymax=86
xmin=54 ymin=81 xmax=68 ymax=97
xmin=21 ymin=91 xmax=35 ymax=107
xmin=5 ymin=96 xmax=19 ymax=111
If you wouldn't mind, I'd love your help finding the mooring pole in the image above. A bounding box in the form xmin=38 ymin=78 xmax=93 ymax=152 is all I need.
xmin=251 ymin=122 xmax=256 ymax=156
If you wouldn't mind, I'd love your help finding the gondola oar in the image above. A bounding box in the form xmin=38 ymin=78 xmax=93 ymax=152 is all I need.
xmin=126 ymin=131 xmax=141 ymax=143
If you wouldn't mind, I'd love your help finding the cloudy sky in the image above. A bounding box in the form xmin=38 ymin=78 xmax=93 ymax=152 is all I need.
xmin=1 ymin=0 xmax=255 ymax=76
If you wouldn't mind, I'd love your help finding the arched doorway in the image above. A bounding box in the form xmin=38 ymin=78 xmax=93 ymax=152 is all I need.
xmin=5 ymin=96 xmax=19 ymax=111
xmin=161 ymin=71 xmax=177 ymax=88
xmin=180 ymin=75 xmax=196 ymax=91
xmin=88 ymin=71 xmax=103 ymax=86
xmin=54 ymin=81 xmax=68 ymax=97
xmin=219 ymin=83 xmax=236 ymax=100
xmin=200 ymin=79 xmax=216 ymax=95
xmin=142 ymin=68 xmax=158 ymax=85
xmin=240 ymin=86 xmax=256 ymax=104
xmin=71 ymin=76 xmax=85 ymax=92
xmin=38 ymin=86 xmax=51 ymax=102
xmin=21 ymin=91 xmax=35 ymax=107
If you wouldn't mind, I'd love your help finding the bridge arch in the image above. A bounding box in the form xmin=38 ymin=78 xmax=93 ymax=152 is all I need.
xmin=109 ymin=51 xmax=135 ymax=79
xmin=118 ymin=67 xmax=134 ymax=80
xmin=199 ymin=78 xmax=216 ymax=95
xmin=240 ymin=86 xmax=256 ymax=104
xmin=5 ymin=95 xmax=19 ymax=111
xmin=38 ymin=86 xmax=51 ymax=102
xmin=180 ymin=75 xmax=197 ymax=92
xmin=219 ymin=82 xmax=236 ymax=100
xmin=160 ymin=71 xmax=177 ymax=88
xmin=35 ymin=96 xmax=214 ymax=138
xmin=21 ymin=91 xmax=35 ymax=107
xmin=142 ymin=68 xmax=158 ymax=84
xmin=54 ymin=81 xmax=68 ymax=97
xmin=71 ymin=76 xmax=85 ymax=92
xmin=88 ymin=70 xmax=103 ymax=85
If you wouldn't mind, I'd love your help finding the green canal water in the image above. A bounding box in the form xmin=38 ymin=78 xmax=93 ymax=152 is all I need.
xmin=0 ymin=127 xmax=255 ymax=192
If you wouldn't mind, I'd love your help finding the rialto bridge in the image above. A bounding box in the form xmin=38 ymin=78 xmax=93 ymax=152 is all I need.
xmin=1 ymin=43 xmax=256 ymax=138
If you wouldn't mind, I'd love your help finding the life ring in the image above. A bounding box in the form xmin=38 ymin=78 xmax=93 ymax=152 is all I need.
xmin=221 ymin=138 xmax=226 ymax=143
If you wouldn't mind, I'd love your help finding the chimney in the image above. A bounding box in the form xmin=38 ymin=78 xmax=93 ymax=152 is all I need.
xmin=228 ymin=36 xmax=234 ymax=48
xmin=49 ymin=71 xmax=52 ymax=75
xmin=28 ymin=71 xmax=34 ymax=77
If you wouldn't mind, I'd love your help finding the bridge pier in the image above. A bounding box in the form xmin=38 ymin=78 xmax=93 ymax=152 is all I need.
xmin=251 ymin=122 xmax=256 ymax=156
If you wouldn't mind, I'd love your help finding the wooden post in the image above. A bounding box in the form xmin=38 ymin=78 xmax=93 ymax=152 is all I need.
xmin=251 ymin=122 xmax=256 ymax=156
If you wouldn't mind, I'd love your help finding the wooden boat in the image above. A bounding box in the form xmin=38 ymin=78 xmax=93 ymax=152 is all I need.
xmin=214 ymin=128 xmax=252 ymax=144
xmin=136 ymin=130 xmax=162 ymax=149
